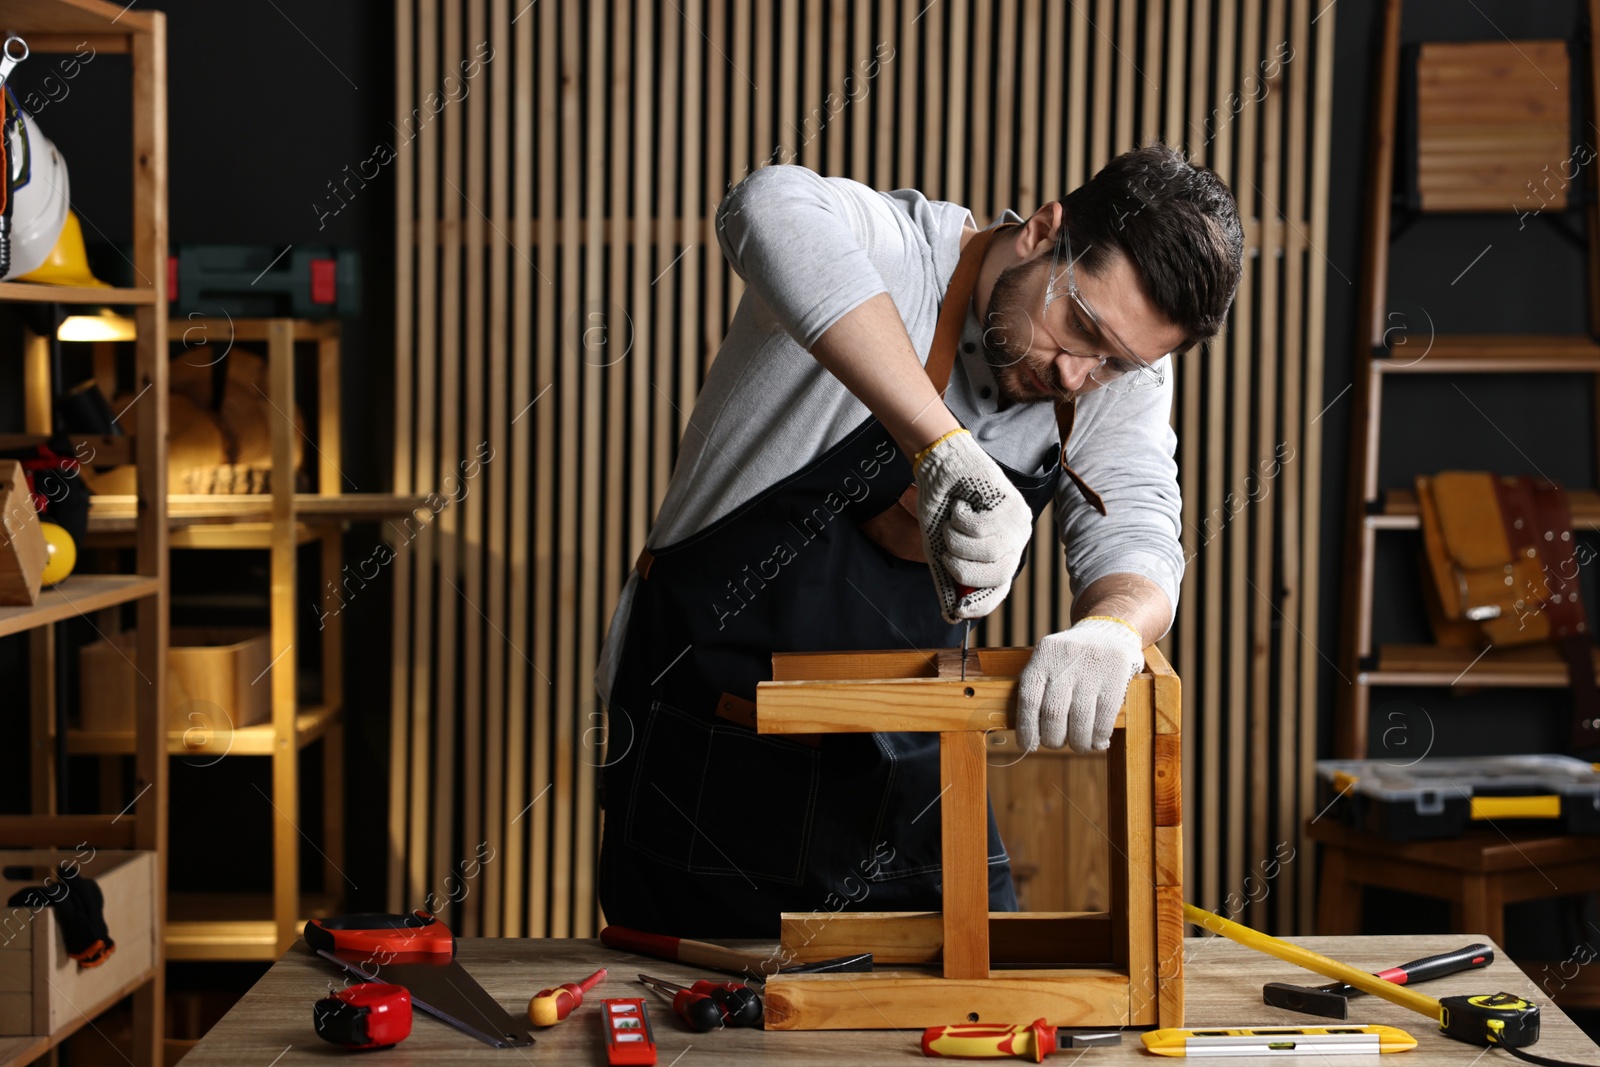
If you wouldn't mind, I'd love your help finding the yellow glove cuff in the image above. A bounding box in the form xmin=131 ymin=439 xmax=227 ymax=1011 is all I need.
xmin=1078 ymin=614 xmax=1143 ymax=643
xmin=912 ymin=427 xmax=969 ymax=470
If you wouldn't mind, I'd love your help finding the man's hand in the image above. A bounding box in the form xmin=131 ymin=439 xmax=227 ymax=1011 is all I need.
xmin=1015 ymin=617 xmax=1146 ymax=752
xmin=913 ymin=429 xmax=1035 ymax=622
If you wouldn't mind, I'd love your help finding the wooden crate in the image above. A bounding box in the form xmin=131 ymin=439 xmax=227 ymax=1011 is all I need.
xmin=0 ymin=460 xmax=48 ymax=607
xmin=0 ymin=850 xmax=157 ymax=1037
xmin=755 ymin=646 xmax=1185 ymax=1031
xmin=79 ymin=628 xmax=272 ymax=733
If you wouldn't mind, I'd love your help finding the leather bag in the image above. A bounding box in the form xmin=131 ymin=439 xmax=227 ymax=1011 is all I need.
xmin=1416 ymin=471 xmax=1600 ymax=755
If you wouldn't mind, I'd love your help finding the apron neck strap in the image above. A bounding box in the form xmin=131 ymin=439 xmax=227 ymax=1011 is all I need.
xmin=926 ymin=222 xmax=1016 ymax=394
xmin=926 ymin=221 xmax=1107 ymax=517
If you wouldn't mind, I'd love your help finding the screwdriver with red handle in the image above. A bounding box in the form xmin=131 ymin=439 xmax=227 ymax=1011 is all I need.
xmin=636 ymin=974 xmax=761 ymax=1031
xmin=922 ymin=1019 xmax=1121 ymax=1059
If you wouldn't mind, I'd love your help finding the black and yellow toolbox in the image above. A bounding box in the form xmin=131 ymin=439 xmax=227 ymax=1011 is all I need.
xmin=1316 ymin=755 xmax=1600 ymax=841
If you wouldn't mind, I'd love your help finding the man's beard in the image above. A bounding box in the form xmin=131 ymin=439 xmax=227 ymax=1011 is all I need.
xmin=980 ymin=257 xmax=1070 ymax=404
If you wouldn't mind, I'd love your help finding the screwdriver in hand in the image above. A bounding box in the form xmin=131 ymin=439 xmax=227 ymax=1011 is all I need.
xmin=637 ymin=974 xmax=761 ymax=1031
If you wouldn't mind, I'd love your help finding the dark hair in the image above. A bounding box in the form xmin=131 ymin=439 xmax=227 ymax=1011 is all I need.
xmin=1059 ymin=142 xmax=1243 ymax=350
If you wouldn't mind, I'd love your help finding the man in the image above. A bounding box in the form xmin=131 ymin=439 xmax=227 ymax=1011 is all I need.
xmin=596 ymin=143 xmax=1242 ymax=937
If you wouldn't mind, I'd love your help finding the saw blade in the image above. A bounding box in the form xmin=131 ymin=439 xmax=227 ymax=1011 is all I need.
xmin=317 ymin=949 xmax=535 ymax=1048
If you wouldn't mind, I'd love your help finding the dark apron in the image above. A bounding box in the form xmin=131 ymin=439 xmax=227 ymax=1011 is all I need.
xmin=597 ymin=225 xmax=1102 ymax=939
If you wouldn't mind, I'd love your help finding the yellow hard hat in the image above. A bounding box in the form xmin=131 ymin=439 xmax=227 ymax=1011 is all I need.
xmin=17 ymin=211 xmax=109 ymax=288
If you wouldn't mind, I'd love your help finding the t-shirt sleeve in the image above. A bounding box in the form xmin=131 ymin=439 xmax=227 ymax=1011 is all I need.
xmin=1055 ymin=359 xmax=1186 ymax=635
xmin=715 ymin=165 xmax=909 ymax=349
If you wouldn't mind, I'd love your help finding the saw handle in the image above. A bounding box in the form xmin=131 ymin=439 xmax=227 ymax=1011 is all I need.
xmin=304 ymin=912 xmax=454 ymax=958
xmin=1374 ymin=943 xmax=1493 ymax=987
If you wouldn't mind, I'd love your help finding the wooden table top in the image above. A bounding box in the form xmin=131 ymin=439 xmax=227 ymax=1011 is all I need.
xmin=181 ymin=934 xmax=1600 ymax=1064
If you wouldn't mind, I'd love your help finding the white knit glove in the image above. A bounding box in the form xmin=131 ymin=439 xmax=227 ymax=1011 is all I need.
xmin=913 ymin=429 xmax=1035 ymax=623
xmin=1016 ymin=617 xmax=1145 ymax=753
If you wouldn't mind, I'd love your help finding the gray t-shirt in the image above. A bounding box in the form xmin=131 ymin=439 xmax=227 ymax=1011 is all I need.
xmin=595 ymin=165 xmax=1183 ymax=704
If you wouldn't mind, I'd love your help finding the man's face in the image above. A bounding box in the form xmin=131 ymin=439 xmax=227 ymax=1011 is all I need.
xmin=980 ymin=245 xmax=1187 ymax=405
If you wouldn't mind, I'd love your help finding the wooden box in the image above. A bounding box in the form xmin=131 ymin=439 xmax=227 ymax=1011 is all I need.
xmin=0 ymin=850 xmax=157 ymax=1037
xmin=0 ymin=461 xmax=48 ymax=607
xmin=79 ymin=628 xmax=272 ymax=733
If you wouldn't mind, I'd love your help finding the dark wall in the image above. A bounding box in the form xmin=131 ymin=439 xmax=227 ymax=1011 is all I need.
xmin=1320 ymin=0 xmax=1598 ymax=763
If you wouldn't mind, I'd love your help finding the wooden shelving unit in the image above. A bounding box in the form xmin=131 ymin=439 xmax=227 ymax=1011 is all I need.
xmin=1336 ymin=3 xmax=1600 ymax=758
xmin=1 ymin=2 xmax=170 ymax=1065
xmin=53 ymin=318 xmax=420 ymax=965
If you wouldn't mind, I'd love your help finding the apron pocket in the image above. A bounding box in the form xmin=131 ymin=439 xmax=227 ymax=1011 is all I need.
xmin=625 ymin=701 xmax=820 ymax=885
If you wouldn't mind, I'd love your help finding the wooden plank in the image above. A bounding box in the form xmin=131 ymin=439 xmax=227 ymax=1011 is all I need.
xmin=1090 ymin=0 xmax=1111 ymax=172
xmin=1206 ymin=0 xmax=1237 ymax=921
xmin=503 ymin=0 xmax=536 ymax=938
xmin=781 ymin=911 xmax=1112 ymax=966
xmin=530 ymin=0 xmax=558 ymax=939
xmin=1141 ymin=0 xmax=1162 ymax=140
xmin=757 ymin=677 xmax=1019 ymax=734
xmin=387 ymin=0 xmax=416 ymax=919
xmin=991 ymin=743 xmax=1109 ymax=911
xmin=1122 ymin=673 xmax=1156 ymax=1025
xmin=409 ymin=0 xmax=441 ymax=923
xmin=590 ymin=0 xmax=628 ymax=936
xmin=848 ymin=0 xmax=868 ymax=182
xmin=801 ymin=0 xmax=822 ymax=172
xmin=896 ymin=0 xmax=916 ymax=189
xmin=1154 ymin=733 xmax=1182 ymax=827
xmin=969 ymin=0 xmax=992 ymax=217
xmin=705 ymin=0 xmax=731 ymax=379
xmin=821 ymin=0 xmax=843 ymax=173
xmin=940 ymin=731 xmax=989 ymax=979
xmin=0 ymin=816 xmax=137 ymax=849
xmin=1277 ymin=0 xmax=1309 ymax=937
xmin=723 ymin=0 xmax=747 ymax=309
xmin=481 ymin=0 xmax=510 ymax=939
xmin=1014 ymin=0 xmax=1038 ymax=204
xmin=1068 ymin=1 xmax=1087 ymax=189
xmin=455 ymin=0 xmax=486 ymax=937
xmin=771 ymin=649 xmax=941 ymax=680
xmin=128 ymin=41 xmax=170 ymax=1046
xmin=320 ymin=531 xmax=346 ymax=906
xmin=873 ymin=0 xmax=896 ymax=186
xmin=267 ymin=319 xmax=299 ymax=956
xmin=434 ymin=0 xmax=463 ymax=935
xmin=628 ymin=0 xmax=653 ymax=638
xmin=1228 ymin=0 xmax=1260 ymax=932
xmin=1115 ymin=0 xmax=1134 ymax=152
xmin=762 ymin=969 xmax=1131 ymax=1030
xmin=1301 ymin=0 xmax=1333 ymax=928
xmin=1156 ymin=885 xmax=1184 ymax=978
xmin=316 ymin=331 xmax=342 ymax=496
xmin=551 ymin=0 xmax=581 ymax=940
xmin=573 ymin=0 xmax=607 ymax=938
xmin=1155 ymin=824 xmax=1183 ymax=887
xmin=1183 ymin=0 xmax=1210 ymax=925
xmin=1249 ymin=0 xmax=1280 ymax=932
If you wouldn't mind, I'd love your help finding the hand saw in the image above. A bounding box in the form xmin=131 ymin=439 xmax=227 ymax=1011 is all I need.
xmin=305 ymin=912 xmax=535 ymax=1048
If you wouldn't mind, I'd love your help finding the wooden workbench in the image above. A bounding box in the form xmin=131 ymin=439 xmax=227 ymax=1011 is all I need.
xmin=179 ymin=934 xmax=1600 ymax=1064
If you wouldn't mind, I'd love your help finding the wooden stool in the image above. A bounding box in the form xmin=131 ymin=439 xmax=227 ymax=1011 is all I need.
xmin=1309 ymin=821 xmax=1600 ymax=1007
xmin=753 ymin=646 xmax=1184 ymax=1030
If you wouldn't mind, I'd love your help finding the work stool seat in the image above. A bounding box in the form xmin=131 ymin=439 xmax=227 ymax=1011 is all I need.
xmin=1308 ymin=820 xmax=1600 ymax=1007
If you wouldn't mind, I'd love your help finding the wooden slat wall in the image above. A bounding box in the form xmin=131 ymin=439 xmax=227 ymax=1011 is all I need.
xmin=389 ymin=0 xmax=1337 ymax=936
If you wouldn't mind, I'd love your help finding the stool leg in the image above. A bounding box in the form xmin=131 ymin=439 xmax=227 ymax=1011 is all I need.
xmin=1315 ymin=847 xmax=1362 ymax=934
xmin=1454 ymin=875 xmax=1506 ymax=946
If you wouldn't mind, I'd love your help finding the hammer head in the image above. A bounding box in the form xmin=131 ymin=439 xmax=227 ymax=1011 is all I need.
xmin=1262 ymin=981 xmax=1351 ymax=1020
